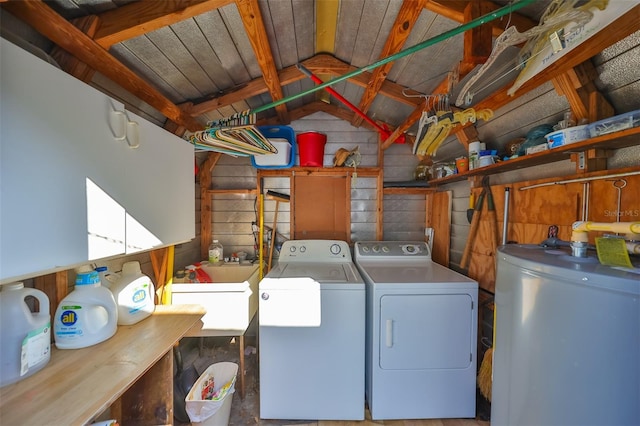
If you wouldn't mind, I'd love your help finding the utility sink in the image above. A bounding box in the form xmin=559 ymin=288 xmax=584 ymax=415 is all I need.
xmin=171 ymin=263 xmax=260 ymax=336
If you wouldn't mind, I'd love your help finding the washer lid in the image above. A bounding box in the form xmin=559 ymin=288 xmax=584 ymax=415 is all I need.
xmin=358 ymin=261 xmax=476 ymax=287
xmin=266 ymin=262 xmax=364 ymax=288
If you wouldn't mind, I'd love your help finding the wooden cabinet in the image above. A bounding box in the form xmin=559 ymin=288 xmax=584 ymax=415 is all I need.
xmin=0 ymin=39 xmax=195 ymax=283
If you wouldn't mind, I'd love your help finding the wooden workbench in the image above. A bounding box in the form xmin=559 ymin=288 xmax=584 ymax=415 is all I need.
xmin=0 ymin=304 xmax=205 ymax=426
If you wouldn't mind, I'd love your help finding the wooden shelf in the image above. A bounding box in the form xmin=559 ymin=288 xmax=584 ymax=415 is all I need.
xmin=383 ymin=186 xmax=435 ymax=194
xmin=429 ymin=126 xmax=640 ymax=185
xmin=0 ymin=305 xmax=205 ymax=426
xmin=257 ymin=166 xmax=381 ymax=177
xmin=207 ymin=188 xmax=258 ymax=195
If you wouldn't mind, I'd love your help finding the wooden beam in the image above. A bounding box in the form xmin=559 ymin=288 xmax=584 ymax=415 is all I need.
xmin=351 ymin=0 xmax=426 ymax=128
xmin=381 ymin=75 xmax=451 ymax=149
xmin=551 ymin=61 xmax=613 ymax=123
xmin=477 ymin=5 xmax=640 ymax=113
xmin=260 ymin=101 xmax=365 ymax=127
xmin=50 ymin=15 xmax=100 ymax=82
xmin=462 ymin=1 xmax=493 ymax=67
xmin=424 ymin=0 xmax=537 ymax=36
xmin=455 ymin=125 xmax=479 ymax=151
xmin=235 ymin=0 xmax=290 ymax=124
xmin=199 ymin=152 xmax=223 ymax=259
xmin=33 ymin=271 xmax=68 ymax=334
xmin=93 ymin=0 xmax=234 ymax=48
xmin=186 ymin=54 xmax=425 ymax=116
xmin=2 ymin=0 xmax=203 ymax=132
xmin=316 ymin=0 xmax=339 ymax=53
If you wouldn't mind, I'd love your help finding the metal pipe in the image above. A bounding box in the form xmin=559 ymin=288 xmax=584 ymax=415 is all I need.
xmin=296 ymin=63 xmax=406 ymax=142
xmin=519 ymin=170 xmax=640 ymax=191
xmin=251 ymin=0 xmax=537 ymax=114
xmin=572 ymin=221 xmax=640 ymax=235
xmin=259 ymin=193 xmax=264 ymax=280
xmin=502 ymin=187 xmax=510 ymax=245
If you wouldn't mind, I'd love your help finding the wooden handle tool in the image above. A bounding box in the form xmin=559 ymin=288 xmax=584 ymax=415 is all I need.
xmin=461 ymin=189 xmax=485 ymax=269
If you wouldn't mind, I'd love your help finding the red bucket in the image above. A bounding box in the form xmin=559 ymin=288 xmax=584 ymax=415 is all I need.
xmin=297 ymin=131 xmax=327 ymax=167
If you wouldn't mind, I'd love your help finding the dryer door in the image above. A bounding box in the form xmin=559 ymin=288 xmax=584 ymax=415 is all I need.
xmin=379 ymin=294 xmax=473 ymax=369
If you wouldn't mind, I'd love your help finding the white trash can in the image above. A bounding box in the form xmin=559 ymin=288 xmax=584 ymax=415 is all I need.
xmin=186 ymin=362 xmax=238 ymax=426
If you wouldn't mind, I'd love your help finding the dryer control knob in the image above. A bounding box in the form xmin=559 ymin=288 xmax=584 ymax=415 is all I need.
xmin=382 ymin=246 xmax=390 ymax=253
xmin=261 ymin=292 xmax=269 ymax=300
xmin=373 ymin=245 xmax=380 ymax=253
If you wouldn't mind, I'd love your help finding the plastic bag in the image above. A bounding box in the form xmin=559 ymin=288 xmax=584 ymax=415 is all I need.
xmin=185 ymin=362 xmax=238 ymax=423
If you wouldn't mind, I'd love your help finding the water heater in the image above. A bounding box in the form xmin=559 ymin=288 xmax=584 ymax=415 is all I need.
xmin=492 ymin=244 xmax=639 ymax=426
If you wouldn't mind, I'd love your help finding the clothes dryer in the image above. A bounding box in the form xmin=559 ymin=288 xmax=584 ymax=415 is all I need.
xmin=354 ymin=241 xmax=478 ymax=420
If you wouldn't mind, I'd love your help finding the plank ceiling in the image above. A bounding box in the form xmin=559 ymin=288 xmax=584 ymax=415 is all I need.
xmin=1 ymin=0 xmax=638 ymax=160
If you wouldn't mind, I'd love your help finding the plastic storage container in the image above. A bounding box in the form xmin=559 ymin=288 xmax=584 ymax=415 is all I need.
xmin=54 ymin=270 xmax=118 ymax=349
xmin=251 ymin=125 xmax=296 ymax=169
xmin=109 ymin=261 xmax=156 ymax=325
xmin=545 ymin=124 xmax=589 ymax=148
xmin=208 ymin=239 xmax=224 ymax=264
xmin=297 ymin=131 xmax=327 ymax=167
xmin=587 ymin=109 xmax=640 ymax=138
xmin=186 ymin=362 xmax=238 ymax=426
xmin=0 ymin=282 xmax=51 ymax=387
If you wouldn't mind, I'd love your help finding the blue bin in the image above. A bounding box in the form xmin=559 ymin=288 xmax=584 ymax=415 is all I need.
xmin=251 ymin=125 xmax=296 ymax=169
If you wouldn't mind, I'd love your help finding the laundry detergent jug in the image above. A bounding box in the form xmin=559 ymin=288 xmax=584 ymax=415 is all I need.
xmin=54 ymin=270 xmax=117 ymax=349
xmin=109 ymin=261 xmax=155 ymax=325
xmin=0 ymin=282 xmax=51 ymax=387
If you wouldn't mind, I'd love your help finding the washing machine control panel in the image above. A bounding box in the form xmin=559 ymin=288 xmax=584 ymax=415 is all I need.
xmin=279 ymin=239 xmax=352 ymax=262
xmin=355 ymin=241 xmax=431 ymax=259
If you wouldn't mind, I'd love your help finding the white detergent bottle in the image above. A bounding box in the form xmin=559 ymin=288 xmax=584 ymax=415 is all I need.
xmin=0 ymin=282 xmax=51 ymax=387
xmin=110 ymin=261 xmax=155 ymax=325
xmin=54 ymin=270 xmax=118 ymax=349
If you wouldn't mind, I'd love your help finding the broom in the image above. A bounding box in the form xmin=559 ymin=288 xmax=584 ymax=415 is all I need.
xmin=478 ymin=300 xmax=496 ymax=401
xmin=478 ymin=346 xmax=493 ymax=401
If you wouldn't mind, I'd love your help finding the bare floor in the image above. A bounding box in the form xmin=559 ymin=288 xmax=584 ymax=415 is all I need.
xmin=176 ymin=335 xmax=490 ymax=426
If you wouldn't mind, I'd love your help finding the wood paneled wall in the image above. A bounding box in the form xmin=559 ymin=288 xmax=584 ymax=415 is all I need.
xmin=466 ymin=166 xmax=640 ymax=293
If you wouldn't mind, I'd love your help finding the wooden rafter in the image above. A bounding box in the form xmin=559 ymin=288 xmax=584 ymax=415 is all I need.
xmin=382 ymin=4 xmax=640 ymax=150
xmin=351 ymin=0 xmax=426 ymax=128
xmin=424 ymin=0 xmax=537 ymax=35
xmin=461 ymin=1 xmax=494 ymax=74
xmin=184 ymin=54 xmax=425 ymax=117
xmin=381 ymin=75 xmax=451 ymax=150
xmin=2 ymin=0 xmax=203 ymax=132
xmin=475 ymin=5 xmax=640 ymax=113
xmin=92 ymin=0 xmax=234 ymax=48
xmin=235 ymin=0 xmax=290 ymax=124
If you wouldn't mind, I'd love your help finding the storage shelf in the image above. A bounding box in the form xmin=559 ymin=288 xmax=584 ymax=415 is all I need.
xmin=383 ymin=186 xmax=436 ymax=194
xmin=207 ymin=188 xmax=258 ymax=195
xmin=0 ymin=305 xmax=205 ymax=426
xmin=429 ymin=126 xmax=640 ymax=185
xmin=257 ymin=166 xmax=381 ymax=177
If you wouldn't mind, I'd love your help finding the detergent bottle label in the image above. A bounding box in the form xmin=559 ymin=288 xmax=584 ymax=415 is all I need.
xmin=128 ymin=284 xmax=150 ymax=315
xmin=20 ymin=323 xmax=51 ymax=376
xmin=55 ymin=306 xmax=83 ymax=338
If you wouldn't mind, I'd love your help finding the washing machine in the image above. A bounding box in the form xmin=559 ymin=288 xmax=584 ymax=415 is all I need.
xmin=354 ymin=241 xmax=478 ymax=420
xmin=259 ymin=239 xmax=365 ymax=420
